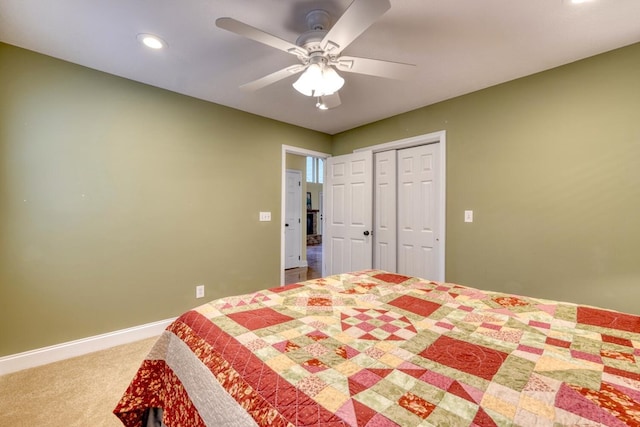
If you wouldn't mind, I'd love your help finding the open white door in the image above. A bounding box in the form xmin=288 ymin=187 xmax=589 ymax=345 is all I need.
xmin=324 ymin=151 xmax=373 ymax=276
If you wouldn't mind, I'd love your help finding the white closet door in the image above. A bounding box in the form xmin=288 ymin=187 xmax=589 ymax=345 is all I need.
xmin=373 ymin=150 xmax=397 ymax=272
xmin=397 ymin=144 xmax=440 ymax=280
xmin=324 ymin=151 xmax=373 ymax=276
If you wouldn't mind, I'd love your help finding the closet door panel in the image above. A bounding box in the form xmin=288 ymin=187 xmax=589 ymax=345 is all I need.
xmin=373 ymin=151 xmax=397 ymax=272
xmin=325 ymin=151 xmax=373 ymax=275
xmin=397 ymin=144 xmax=439 ymax=280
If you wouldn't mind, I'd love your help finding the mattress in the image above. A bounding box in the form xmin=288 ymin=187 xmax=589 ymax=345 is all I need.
xmin=114 ymin=270 xmax=640 ymax=426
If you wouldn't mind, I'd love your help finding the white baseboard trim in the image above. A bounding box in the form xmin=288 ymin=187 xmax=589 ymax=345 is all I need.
xmin=0 ymin=317 xmax=176 ymax=376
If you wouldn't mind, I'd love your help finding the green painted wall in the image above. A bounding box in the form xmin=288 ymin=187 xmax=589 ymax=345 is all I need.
xmin=0 ymin=43 xmax=331 ymax=356
xmin=333 ymin=42 xmax=640 ymax=315
xmin=2 ymin=40 xmax=638 ymax=356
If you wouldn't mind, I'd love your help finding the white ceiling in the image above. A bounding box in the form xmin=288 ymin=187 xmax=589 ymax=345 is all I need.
xmin=1 ymin=0 xmax=639 ymax=135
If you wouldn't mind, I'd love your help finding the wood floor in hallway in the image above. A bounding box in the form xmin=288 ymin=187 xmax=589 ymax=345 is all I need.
xmin=284 ymin=244 xmax=322 ymax=284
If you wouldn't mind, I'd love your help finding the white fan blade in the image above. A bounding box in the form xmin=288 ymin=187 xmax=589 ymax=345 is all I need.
xmin=320 ymin=0 xmax=391 ymax=56
xmin=240 ymin=64 xmax=307 ymax=92
xmin=334 ymin=55 xmax=415 ymax=80
xmin=317 ymin=93 xmax=341 ymax=110
xmin=216 ymin=17 xmax=308 ymax=59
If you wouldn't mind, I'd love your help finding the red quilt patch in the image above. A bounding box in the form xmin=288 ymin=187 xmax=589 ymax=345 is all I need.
xmin=577 ymin=307 xmax=640 ymax=333
xmin=227 ymin=307 xmax=294 ymax=330
xmin=388 ymin=295 xmax=441 ymax=318
xmin=374 ymin=273 xmax=412 ymax=284
xmin=420 ymin=335 xmax=508 ymax=381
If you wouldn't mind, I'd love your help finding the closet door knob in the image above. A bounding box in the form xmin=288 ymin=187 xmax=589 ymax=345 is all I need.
xmin=363 ymin=231 xmax=370 ymax=236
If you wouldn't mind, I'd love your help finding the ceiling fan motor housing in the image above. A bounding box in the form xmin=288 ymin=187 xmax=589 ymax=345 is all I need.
xmin=296 ymin=10 xmax=331 ymax=56
xmin=305 ymin=9 xmax=330 ymax=31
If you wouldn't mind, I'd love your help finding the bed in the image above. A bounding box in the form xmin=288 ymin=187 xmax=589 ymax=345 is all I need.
xmin=114 ymin=270 xmax=640 ymax=426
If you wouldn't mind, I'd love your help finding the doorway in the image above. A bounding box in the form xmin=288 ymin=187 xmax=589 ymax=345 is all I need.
xmin=281 ymin=145 xmax=330 ymax=285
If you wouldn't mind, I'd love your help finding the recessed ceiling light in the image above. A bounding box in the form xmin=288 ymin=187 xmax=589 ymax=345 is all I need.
xmin=137 ymin=33 xmax=166 ymax=49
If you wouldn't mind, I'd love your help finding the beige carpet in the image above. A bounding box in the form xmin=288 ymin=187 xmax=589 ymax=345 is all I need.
xmin=0 ymin=337 xmax=157 ymax=427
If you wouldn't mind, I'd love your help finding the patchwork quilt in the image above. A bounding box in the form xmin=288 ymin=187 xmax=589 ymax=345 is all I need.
xmin=114 ymin=270 xmax=640 ymax=426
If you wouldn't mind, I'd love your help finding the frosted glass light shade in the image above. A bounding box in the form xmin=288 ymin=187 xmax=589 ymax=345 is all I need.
xmin=292 ymin=63 xmax=322 ymax=96
xmin=293 ymin=63 xmax=344 ymax=97
xmin=321 ymin=66 xmax=344 ymax=95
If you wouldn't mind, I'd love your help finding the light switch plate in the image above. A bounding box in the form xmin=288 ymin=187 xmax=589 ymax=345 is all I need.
xmin=259 ymin=211 xmax=271 ymax=221
xmin=464 ymin=210 xmax=473 ymax=223
xmin=196 ymin=285 xmax=205 ymax=299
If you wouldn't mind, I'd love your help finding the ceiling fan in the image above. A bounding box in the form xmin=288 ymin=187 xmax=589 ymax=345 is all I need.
xmin=215 ymin=0 xmax=415 ymax=109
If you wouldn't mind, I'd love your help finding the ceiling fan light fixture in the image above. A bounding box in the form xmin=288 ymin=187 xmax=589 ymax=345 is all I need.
xmin=293 ymin=62 xmax=344 ymax=97
xmin=217 ymin=0 xmax=414 ymax=108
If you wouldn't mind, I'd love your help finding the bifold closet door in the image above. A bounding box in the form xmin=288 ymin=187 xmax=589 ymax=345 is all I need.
xmin=397 ymin=144 xmax=440 ymax=279
xmin=373 ymin=150 xmax=397 ymax=272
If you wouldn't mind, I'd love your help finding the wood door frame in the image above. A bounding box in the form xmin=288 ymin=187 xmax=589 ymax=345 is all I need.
xmin=281 ymin=145 xmax=331 ymax=285
xmin=355 ymin=130 xmax=447 ymax=281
